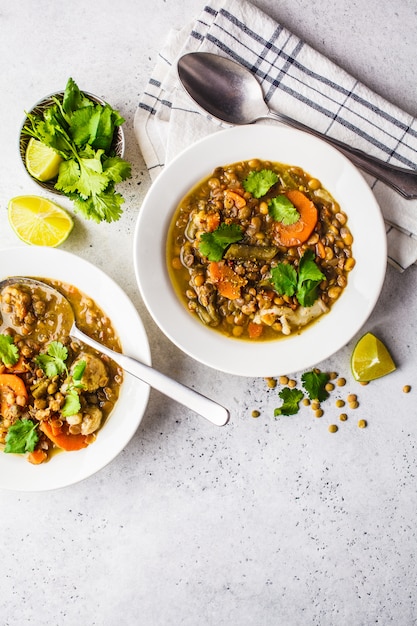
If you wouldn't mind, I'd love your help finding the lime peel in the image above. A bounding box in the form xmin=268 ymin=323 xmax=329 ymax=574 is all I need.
xmin=351 ymin=332 xmax=396 ymax=382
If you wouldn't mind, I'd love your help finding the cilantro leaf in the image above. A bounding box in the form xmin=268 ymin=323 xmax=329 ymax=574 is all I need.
xmin=243 ymin=169 xmax=278 ymax=198
xmin=4 ymin=419 xmax=38 ymax=454
xmin=298 ymin=249 xmax=326 ymax=284
xmin=270 ymin=250 xmax=325 ymax=307
xmin=62 ymin=388 xmax=81 ymax=417
xmin=296 ymin=249 xmax=325 ymax=307
xmin=35 ymin=341 xmax=68 ymax=377
xmin=301 ymin=370 xmax=330 ymax=402
xmin=274 ymin=387 xmax=304 ymax=416
xmin=72 ymin=360 xmax=86 ymax=383
xmin=0 ymin=334 xmax=19 ymax=367
xmin=268 ymin=195 xmax=300 ymax=224
xmin=199 ymin=223 xmax=243 ymax=261
xmin=270 ymin=263 xmax=297 ymax=297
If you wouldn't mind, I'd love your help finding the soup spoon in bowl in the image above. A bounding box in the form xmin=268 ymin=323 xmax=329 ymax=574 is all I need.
xmin=177 ymin=52 xmax=417 ymax=199
xmin=0 ymin=277 xmax=229 ymax=427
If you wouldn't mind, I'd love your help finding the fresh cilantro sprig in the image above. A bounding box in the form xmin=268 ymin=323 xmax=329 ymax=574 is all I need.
xmin=270 ymin=249 xmax=325 ymax=307
xmin=301 ymin=370 xmax=330 ymax=402
xmin=268 ymin=195 xmax=300 ymax=224
xmin=4 ymin=419 xmax=38 ymax=454
xmin=35 ymin=341 xmax=68 ymax=377
xmin=273 ymin=369 xmax=330 ymax=418
xmin=62 ymin=360 xmax=86 ymax=418
xmin=0 ymin=334 xmax=19 ymax=367
xmin=242 ymin=169 xmax=278 ymax=198
xmin=22 ymin=77 xmax=131 ymax=223
xmin=199 ymin=223 xmax=243 ymax=261
xmin=274 ymin=387 xmax=304 ymax=416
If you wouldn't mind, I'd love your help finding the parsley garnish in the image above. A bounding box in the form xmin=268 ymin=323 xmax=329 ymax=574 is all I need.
xmin=301 ymin=370 xmax=330 ymax=402
xmin=242 ymin=169 xmax=278 ymax=198
xmin=199 ymin=223 xmax=243 ymax=261
xmin=268 ymin=195 xmax=300 ymax=224
xmin=22 ymin=77 xmax=131 ymax=223
xmin=0 ymin=334 xmax=19 ymax=367
xmin=35 ymin=341 xmax=68 ymax=377
xmin=270 ymin=249 xmax=325 ymax=307
xmin=274 ymin=387 xmax=304 ymax=416
xmin=4 ymin=419 xmax=38 ymax=454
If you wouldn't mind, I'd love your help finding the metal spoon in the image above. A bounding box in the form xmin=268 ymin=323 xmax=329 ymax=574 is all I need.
xmin=0 ymin=277 xmax=229 ymax=427
xmin=177 ymin=52 xmax=417 ymax=200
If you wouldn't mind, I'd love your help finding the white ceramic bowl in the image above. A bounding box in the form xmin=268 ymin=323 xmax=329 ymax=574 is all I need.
xmin=133 ymin=125 xmax=387 ymax=378
xmin=0 ymin=247 xmax=150 ymax=491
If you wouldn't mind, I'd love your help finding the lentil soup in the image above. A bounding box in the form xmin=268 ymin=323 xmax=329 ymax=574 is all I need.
xmin=0 ymin=279 xmax=123 ymax=464
xmin=167 ymin=159 xmax=355 ymax=342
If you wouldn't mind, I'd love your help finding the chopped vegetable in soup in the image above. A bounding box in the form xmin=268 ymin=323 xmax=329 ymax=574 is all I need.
xmin=167 ymin=159 xmax=355 ymax=341
xmin=0 ymin=279 xmax=123 ymax=464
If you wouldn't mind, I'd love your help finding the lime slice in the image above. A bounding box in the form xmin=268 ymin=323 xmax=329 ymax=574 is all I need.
xmin=351 ymin=332 xmax=396 ymax=382
xmin=8 ymin=195 xmax=74 ymax=247
xmin=25 ymin=137 xmax=63 ymax=182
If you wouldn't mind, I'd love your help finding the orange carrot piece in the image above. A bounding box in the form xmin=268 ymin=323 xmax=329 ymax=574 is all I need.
xmin=40 ymin=421 xmax=89 ymax=452
xmin=0 ymin=373 xmax=28 ymax=416
xmin=248 ymin=322 xmax=263 ymax=339
xmin=207 ymin=261 xmax=246 ymax=300
xmin=205 ymin=212 xmax=221 ymax=232
xmin=274 ymin=189 xmax=318 ymax=247
xmin=27 ymin=449 xmax=48 ymax=465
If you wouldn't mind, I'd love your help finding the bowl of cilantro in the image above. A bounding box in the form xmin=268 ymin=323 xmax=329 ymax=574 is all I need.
xmin=19 ymin=78 xmax=130 ymax=224
xmin=133 ymin=124 xmax=387 ymax=377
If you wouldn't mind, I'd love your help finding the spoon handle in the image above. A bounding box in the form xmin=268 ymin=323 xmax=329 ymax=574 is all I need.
xmin=267 ymin=110 xmax=417 ymax=199
xmin=71 ymin=325 xmax=229 ymax=427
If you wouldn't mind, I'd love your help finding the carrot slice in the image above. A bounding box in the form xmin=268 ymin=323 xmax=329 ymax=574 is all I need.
xmin=205 ymin=212 xmax=221 ymax=232
xmin=39 ymin=420 xmax=89 ymax=452
xmin=207 ymin=261 xmax=246 ymax=300
xmin=27 ymin=449 xmax=48 ymax=465
xmin=248 ymin=322 xmax=263 ymax=339
xmin=274 ymin=189 xmax=318 ymax=247
xmin=0 ymin=373 xmax=28 ymax=416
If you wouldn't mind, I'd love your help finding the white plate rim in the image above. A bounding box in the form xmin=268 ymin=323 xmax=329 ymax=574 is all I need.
xmin=0 ymin=246 xmax=150 ymax=491
xmin=133 ymin=124 xmax=387 ymax=378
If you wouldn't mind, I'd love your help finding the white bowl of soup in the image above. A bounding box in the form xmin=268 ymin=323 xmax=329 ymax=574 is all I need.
xmin=0 ymin=247 xmax=150 ymax=491
xmin=133 ymin=125 xmax=386 ymax=377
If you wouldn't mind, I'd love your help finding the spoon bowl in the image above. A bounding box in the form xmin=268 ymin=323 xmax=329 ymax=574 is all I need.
xmin=177 ymin=52 xmax=417 ymax=199
xmin=0 ymin=277 xmax=229 ymax=427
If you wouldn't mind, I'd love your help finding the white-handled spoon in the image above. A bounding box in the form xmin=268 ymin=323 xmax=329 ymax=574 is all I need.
xmin=177 ymin=52 xmax=417 ymax=200
xmin=0 ymin=278 xmax=230 ymax=426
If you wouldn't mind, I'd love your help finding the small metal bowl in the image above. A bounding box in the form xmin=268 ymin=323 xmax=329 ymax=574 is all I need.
xmin=19 ymin=91 xmax=125 ymax=194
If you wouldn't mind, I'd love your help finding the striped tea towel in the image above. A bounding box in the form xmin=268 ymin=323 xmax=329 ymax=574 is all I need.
xmin=134 ymin=0 xmax=417 ymax=270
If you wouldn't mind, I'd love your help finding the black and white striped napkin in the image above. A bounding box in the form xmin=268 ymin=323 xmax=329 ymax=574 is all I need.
xmin=134 ymin=0 xmax=417 ymax=270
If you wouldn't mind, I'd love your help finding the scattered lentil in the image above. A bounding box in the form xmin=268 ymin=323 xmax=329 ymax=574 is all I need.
xmin=358 ymin=419 xmax=367 ymax=428
xmin=328 ymin=424 xmax=338 ymax=433
xmin=288 ymin=379 xmax=297 ymax=388
xmin=349 ymin=400 xmax=359 ymax=409
xmin=335 ymin=399 xmax=345 ymax=408
xmin=403 ymin=385 xmax=411 ymax=393
xmin=329 ymin=372 xmax=338 ymax=380
xmin=279 ymin=376 xmax=289 ymax=386
xmin=251 ymin=410 xmax=260 ymax=418
xmin=337 ymin=377 xmax=346 ymax=387
xmin=339 ymin=413 xmax=348 ymax=422
xmin=311 ymin=400 xmax=321 ymax=411
xmin=315 ymin=409 xmax=324 ymax=418
xmin=302 ymin=398 xmax=310 ymax=406
xmin=265 ymin=377 xmax=277 ymax=389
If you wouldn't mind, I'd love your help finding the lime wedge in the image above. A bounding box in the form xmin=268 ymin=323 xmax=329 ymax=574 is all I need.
xmin=351 ymin=332 xmax=396 ymax=382
xmin=8 ymin=195 xmax=73 ymax=247
xmin=25 ymin=137 xmax=63 ymax=182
